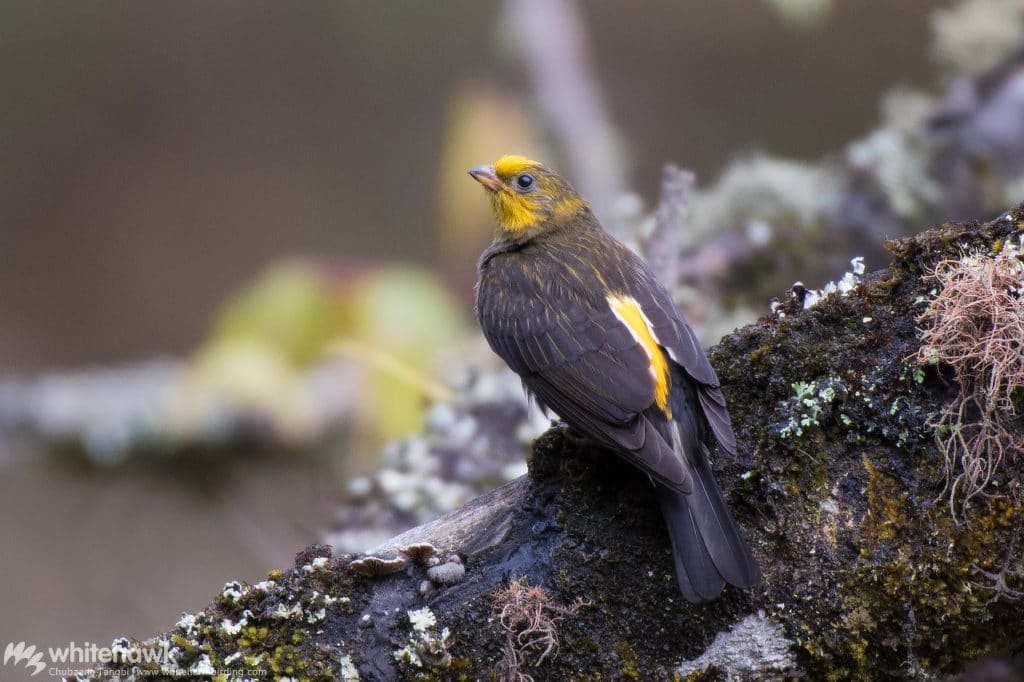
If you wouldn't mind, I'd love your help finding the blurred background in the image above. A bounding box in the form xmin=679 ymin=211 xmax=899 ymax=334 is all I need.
xmin=3 ymin=0 xmax=1023 ymax=667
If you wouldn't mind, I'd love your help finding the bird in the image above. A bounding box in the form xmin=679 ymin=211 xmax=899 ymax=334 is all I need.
xmin=469 ymin=154 xmax=760 ymax=603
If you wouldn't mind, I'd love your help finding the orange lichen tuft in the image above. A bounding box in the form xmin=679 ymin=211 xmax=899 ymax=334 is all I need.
xmin=491 ymin=578 xmax=589 ymax=682
xmin=915 ymin=248 xmax=1024 ymax=518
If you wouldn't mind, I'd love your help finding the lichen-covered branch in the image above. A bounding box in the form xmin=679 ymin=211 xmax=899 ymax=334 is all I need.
xmin=81 ymin=209 xmax=1024 ymax=681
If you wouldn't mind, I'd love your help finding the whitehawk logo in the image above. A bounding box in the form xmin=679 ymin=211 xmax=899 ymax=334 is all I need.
xmin=4 ymin=642 xmax=46 ymax=676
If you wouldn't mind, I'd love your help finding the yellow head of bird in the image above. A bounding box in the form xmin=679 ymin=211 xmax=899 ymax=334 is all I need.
xmin=468 ymin=155 xmax=587 ymax=239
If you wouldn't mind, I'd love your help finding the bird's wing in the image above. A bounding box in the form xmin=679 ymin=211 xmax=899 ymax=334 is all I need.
xmin=626 ymin=269 xmax=738 ymax=455
xmin=478 ymin=275 xmax=693 ymax=492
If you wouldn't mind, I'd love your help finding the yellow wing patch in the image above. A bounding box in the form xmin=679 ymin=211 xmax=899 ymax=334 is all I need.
xmin=606 ymin=294 xmax=672 ymax=417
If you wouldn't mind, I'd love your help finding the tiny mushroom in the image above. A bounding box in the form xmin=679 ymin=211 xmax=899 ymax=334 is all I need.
xmin=349 ymin=555 xmax=408 ymax=577
xmin=400 ymin=542 xmax=439 ymax=565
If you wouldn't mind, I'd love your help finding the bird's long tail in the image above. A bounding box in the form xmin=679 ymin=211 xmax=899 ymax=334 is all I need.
xmin=656 ymin=441 xmax=760 ymax=603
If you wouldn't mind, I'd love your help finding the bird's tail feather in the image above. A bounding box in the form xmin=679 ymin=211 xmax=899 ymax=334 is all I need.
xmin=657 ymin=441 xmax=760 ymax=603
xmin=656 ymin=485 xmax=724 ymax=602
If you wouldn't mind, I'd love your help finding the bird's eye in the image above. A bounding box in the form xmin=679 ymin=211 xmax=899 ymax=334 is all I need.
xmin=515 ymin=174 xmax=535 ymax=190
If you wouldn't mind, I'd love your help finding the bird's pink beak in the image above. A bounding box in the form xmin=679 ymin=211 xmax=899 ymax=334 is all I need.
xmin=468 ymin=164 xmax=503 ymax=192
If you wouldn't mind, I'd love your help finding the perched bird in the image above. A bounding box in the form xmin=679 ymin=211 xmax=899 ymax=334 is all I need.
xmin=469 ymin=155 xmax=760 ymax=603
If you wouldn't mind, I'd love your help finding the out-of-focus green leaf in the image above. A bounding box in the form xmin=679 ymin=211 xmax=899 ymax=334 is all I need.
xmin=209 ymin=260 xmax=339 ymax=368
xmin=187 ymin=259 xmax=469 ymax=448
xmin=343 ymin=267 xmax=467 ymax=441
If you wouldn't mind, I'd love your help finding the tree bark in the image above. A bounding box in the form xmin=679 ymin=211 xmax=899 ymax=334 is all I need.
xmin=86 ymin=208 xmax=1024 ymax=681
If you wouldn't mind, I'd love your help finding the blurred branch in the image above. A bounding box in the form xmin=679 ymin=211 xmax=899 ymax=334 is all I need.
xmin=624 ymin=39 xmax=1024 ymax=345
xmin=0 ymin=359 xmax=358 ymax=465
xmin=644 ymin=163 xmax=695 ymax=292
xmin=502 ymin=0 xmax=629 ymax=236
xmin=329 ymin=340 xmax=454 ymax=405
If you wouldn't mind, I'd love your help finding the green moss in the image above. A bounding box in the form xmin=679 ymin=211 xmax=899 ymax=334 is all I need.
xmin=749 ymin=344 xmax=772 ymax=366
xmin=807 ymin=461 xmax=1024 ymax=677
xmin=170 ymin=634 xmax=193 ymax=651
xmin=712 ymin=216 xmax=1024 ymax=679
xmin=680 ymin=665 xmax=728 ymax=681
xmin=614 ymin=640 xmax=641 ymax=681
